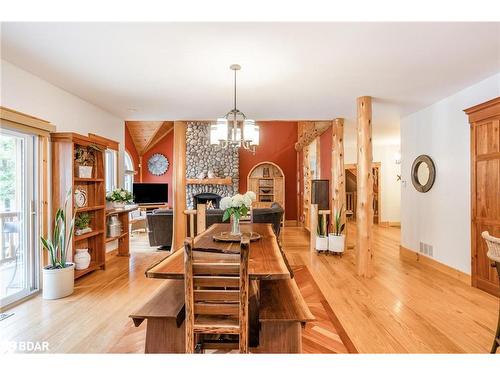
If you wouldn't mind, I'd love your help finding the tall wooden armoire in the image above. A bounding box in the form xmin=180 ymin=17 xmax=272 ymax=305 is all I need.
xmin=464 ymin=97 xmax=500 ymax=296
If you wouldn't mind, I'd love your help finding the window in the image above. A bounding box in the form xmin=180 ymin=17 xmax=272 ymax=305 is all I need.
xmin=124 ymin=151 xmax=134 ymax=193
xmin=0 ymin=126 xmax=39 ymax=308
xmin=105 ymin=149 xmax=118 ymax=192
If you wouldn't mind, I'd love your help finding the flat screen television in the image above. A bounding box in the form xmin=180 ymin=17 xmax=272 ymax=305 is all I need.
xmin=133 ymin=183 xmax=168 ymax=204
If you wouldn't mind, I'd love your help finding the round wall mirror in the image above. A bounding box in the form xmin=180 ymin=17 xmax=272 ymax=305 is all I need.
xmin=411 ymin=155 xmax=435 ymax=193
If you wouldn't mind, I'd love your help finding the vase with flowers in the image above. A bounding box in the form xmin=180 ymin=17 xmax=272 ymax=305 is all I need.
xmin=106 ymin=188 xmax=134 ymax=209
xmin=219 ymin=191 xmax=257 ymax=236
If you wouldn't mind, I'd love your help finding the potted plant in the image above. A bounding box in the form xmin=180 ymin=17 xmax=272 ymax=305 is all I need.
xmin=40 ymin=190 xmax=75 ymax=300
xmin=315 ymin=214 xmax=328 ymax=251
xmin=219 ymin=191 xmax=256 ymax=236
xmin=106 ymin=187 xmax=134 ymax=209
xmin=74 ymin=212 xmax=92 ymax=236
xmin=328 ymin=206 xmax=346 ymax=254
xmin=75 ymin=144 xmax=102 ymax=178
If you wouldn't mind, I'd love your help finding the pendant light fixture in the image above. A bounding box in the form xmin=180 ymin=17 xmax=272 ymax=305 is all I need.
xmin=210 ymin=64 xmax=259 ymax=154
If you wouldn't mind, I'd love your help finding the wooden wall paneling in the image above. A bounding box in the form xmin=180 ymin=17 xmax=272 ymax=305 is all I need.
xmin=465 ymin=97 xmax=500 ymax=296
xmin=356 ymin=96 xmax=374 ymax=278
xmin=331 ymin=118 xmax=346 ymax=226
xmin=173 ymin=121 xmax=187 ymax=251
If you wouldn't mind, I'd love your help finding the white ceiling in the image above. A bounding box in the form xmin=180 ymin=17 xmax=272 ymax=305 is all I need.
xmin=1 ymin=22 xmax=499 ymax=144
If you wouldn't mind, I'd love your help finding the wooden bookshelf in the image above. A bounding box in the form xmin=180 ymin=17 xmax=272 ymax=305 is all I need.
xmin=51 ymin=132 xmax=108 ymax=279
xmin=104 ymin=206 xmax=136 ymax=257
xmin=247 ymin=161 xmax=285 ymax=216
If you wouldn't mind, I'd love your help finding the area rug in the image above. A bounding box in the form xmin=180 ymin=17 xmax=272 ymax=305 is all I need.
xmin=109 ymin=265 xmax=357 ymax=354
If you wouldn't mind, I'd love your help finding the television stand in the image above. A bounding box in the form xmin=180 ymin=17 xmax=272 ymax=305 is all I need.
xmin=138 ymin=203 xmax=169 ymax=211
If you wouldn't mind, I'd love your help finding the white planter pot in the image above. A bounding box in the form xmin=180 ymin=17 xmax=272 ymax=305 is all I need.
xmin=42 ymin=263 xmax=75 ymax=300
xmin=112 ymin=201 xmax=126 ymax=209
xmin=328 ymin=234 xmax=345 ymax=253
xmin=78 ymin=166 xmax=93 ymax=178
xmin=315 ymin=236 xmax=328 ymax=251
xmin=74 ymin=249 xmax=91 ymax=270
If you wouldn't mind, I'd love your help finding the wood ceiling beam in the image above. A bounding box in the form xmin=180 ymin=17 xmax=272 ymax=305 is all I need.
xmin=141 ymin=121 xmax=174 ymax=155
xmin=125 ymin=121 xmax=164 ymax=155
xmin=295 ymin=121 xmax=332 ymax=151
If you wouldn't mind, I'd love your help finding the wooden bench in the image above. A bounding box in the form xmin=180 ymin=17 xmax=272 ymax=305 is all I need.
xmin=129 ymin=280 xmax=185 ymax=353
xmin=258 ymin=278 xmax=315 ymax=353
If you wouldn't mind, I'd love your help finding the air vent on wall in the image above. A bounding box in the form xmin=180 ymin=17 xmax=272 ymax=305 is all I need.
xmin=419 ymin=242 xmax=434 ymax=257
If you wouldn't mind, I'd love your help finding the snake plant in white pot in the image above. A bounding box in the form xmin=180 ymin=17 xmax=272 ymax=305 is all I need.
xmin=40 ymin=190 xmax=76 ymax=299
xmin=328 ymin=206 xmax=346 ymax=253
xmin=315 ymin=214 xmax=328 ymax=251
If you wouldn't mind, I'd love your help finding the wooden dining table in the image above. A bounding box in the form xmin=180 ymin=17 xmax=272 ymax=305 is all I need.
xmin=146 ymin=223 xmax=291 ymax=280
xmin=142 ymin=222 xmax=312 ymax=353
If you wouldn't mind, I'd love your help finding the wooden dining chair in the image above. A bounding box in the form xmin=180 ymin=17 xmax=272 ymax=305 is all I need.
xmin=184 ymin=235 xmax=250 ymax=354
xmin=482 ymin=231 xmax=500 ymax=354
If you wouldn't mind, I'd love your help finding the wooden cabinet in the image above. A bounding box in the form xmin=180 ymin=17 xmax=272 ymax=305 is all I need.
xmin=51 ymin=132 xmax=108 ymax=279
xmin=247 ymin=162 xmax=285 ymax=214
xmin=464 ymin=97 xmax=500 ymax=296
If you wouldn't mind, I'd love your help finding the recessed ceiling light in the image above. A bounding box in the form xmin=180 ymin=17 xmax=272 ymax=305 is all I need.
xmin=127 ymin=108 xmax=137 ymax=112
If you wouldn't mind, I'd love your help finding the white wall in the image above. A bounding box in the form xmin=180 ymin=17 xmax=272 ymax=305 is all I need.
xmin=400 ymin=73 xmax=500 ymax=274
xmin=1 ymin=59 xmax=124 ymax=185
xmin=345 ymin=142 xmax=401 ymax=223
xmin=1 ymin=59 xmax=126 ymax=253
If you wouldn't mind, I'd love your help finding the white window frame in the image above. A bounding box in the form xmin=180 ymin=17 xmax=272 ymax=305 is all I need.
xmin=105 ymin=149 xmax=118 ymax=192
xmin=0 ymin=126 xmax=39 ymax=308
xmin=124 ymin=151 xmax=134 ymax=193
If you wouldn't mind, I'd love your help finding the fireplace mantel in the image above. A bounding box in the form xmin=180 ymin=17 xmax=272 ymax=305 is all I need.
xmin=186 ymin=177 xmax=233 ymax=186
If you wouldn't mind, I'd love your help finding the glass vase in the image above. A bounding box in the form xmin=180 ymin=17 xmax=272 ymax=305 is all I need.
xmin=230 ymin=214 xmax=241 ymax=236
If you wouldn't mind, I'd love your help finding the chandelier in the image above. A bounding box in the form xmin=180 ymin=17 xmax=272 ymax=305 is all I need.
xmin=210 ymin=64 xmax=259 ymax=154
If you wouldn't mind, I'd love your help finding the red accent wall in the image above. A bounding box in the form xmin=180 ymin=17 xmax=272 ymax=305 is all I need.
xmin=239 ymin=121 xmax=298 ymax=220
xmin=319 ymin=127 xmax=332 ymax=181
xmin=124 ymin=125 xmax=174 ymax=205
xmin=140 ymin=132 xmax=174 ymax=205
xmin=319 ymin=127 xmax=332 ymax=210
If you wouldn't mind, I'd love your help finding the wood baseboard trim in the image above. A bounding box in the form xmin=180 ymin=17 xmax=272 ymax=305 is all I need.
xmin=399 ymin=245 xmax=471 ymax=285
xmin=379 ymin=221 xmax=401 ymax=228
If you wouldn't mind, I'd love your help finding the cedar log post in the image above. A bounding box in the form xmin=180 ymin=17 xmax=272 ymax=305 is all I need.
xmin=173 ymin=121 xmax=187 ymax=251
xmin=331 ymin=118 xmax=346 ymax=226
xmin=356 ymin=97 xmax=374 ymax=277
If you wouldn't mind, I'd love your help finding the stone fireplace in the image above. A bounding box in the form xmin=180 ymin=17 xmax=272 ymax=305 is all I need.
xmin=185 ymin=122 xmax=239 ymax=209
xmin=193 ymin=192 xmax=222 ymax=209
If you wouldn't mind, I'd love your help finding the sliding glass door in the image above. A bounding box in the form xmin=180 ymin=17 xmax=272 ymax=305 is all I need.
xmin=0 ymin=127 xmax=38 ymax=308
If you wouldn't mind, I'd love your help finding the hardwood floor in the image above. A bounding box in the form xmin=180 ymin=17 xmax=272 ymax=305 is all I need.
xmin=1 ymin=225 xmax=498 ymax=353
xmin=283 ymin=224 xmax=498 ymax=353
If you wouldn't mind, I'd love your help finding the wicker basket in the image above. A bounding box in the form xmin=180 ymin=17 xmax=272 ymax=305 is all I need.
xmin=482 ymin=231 xmax=500 ymax=263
